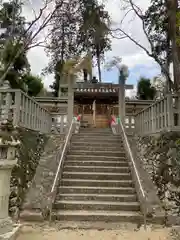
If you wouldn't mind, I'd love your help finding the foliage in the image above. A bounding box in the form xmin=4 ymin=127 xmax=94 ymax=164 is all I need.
xmin=0 ymin=1 xmax=29 ymax=86
xmin=144 ymin=0 xmax=170 ymax=68
xmin=44 ymin=0 xmax=81 ymax=73
xmin=176 ymin=11 xmax=180 ymax=45
xmin=0 ymin=0 xmax=64 ymax=86
xmin=151 ymin=75 xmax=166 ymax=99
xmin=79 ymin=1 xmax=111 ymax=82
xmin=10 ymin=128 xmax=47 ymax=217
xmin=0 ymin=1 xmax=44 ymax=97
xmin=22 ymin=74 xmax=44 ymax=97
xmin=105 ymin=56 xmax=122 ymax=71
xmin=50 ymin=60 xmax=65 ymax=97
xmin=46 ymin=0 xmax=111 ymax=90
xmin=0 ymin=1 xmax=26 ymax=43
xmin=144 ymin=0 xmax=180 ymax=90
xmin=44 ymin=0 xmax=81 ymax=94
xmin=116 ymin=0 xmax=174 ymax=90
xmin=137 ymin=77 xmax=156 ymax=100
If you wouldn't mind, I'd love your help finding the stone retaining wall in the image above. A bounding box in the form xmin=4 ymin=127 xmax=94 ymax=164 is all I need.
xmin=135 ymin=132 xmax=180 ymax=224
xmin=10 ymin=128 xmax=48 ymax=219
xmin=20 ymin=134 xmax=65 ymax=221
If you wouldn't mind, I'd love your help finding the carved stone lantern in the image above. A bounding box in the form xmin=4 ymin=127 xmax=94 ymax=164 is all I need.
xmin=0 ymin=120 xmax=20 ymax=238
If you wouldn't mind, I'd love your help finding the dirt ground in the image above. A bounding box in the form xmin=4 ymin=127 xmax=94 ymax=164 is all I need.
xmin=16 ymin=223 xmax=177 ymax=240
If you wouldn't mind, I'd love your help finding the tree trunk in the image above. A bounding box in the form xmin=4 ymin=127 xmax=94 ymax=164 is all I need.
xmin=96 ymin=45 xmax=101 ymax=82
xmin=167 ymin=0 xmax=180 ymax=91
xmin=165 ymin=29 xmax=171 ymax=93
xmin=97 ymin=56 xmax=101 ymax=83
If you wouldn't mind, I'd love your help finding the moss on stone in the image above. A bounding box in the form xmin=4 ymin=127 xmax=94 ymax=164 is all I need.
xmin=9 ymin=128 xmax=48 ymax=218
xmin=136 ymin=131 xmax=180 ymax=217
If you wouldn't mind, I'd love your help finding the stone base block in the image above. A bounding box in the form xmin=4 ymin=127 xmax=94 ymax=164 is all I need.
xmin=0 ymin=224 xmax=21 ymax=240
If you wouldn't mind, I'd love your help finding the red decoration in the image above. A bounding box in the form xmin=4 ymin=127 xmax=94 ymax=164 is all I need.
xmin=110 ymin=116 xmax=116 ymax=125
xmin=77 ymin=115 xmax=81 ymax=121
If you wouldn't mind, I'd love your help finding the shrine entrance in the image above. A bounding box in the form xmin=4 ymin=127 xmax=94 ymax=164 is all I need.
xmin=95 ymin=104 xmax=109 ymax=128
xmin=75 ymin=102 xmax=110 ymax=128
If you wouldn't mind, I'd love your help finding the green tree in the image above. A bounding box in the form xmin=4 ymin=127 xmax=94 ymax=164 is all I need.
xmin=79 ymin=1 xmax=111 ymax=82
xmin=137 ymin=77 xmax=156 ymax=100
xmin=144 ymin=0 xmax=171 ymax=79
xmin=0 ymin=1 xmax=43 ymax=97
xmin=22 ymin=74 xmax=44 ymax=97
xmin=46 ymin=0 xmax=111 ymax=92
xmin=49 ymin=60 xmax=64 ymax=97
xmin=0 ymin=1 xmax=30 ymax=89
xmin=45 ymin=0 xmax=82 ymax=94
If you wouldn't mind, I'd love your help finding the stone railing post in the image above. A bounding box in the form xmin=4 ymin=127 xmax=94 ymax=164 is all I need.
xmin=118 ymin=82 xmax=125 ymax=124
xmin=0 ymin=81 xmax=12 ymax=124
xmin=167 ymin=94 xmax=173 ymax=129
xmin=67 ymin=75 xmax=74 ymax=127
xmin=0 ymin=121 xmax=20 ymax=237
xmin=13 ymin=91 xmax=21 ymax=126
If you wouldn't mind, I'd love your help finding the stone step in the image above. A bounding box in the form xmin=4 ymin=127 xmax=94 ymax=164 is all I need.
xmin=61 ymin=179 xmax=133 ymax=187
xmin=52 ymin=210 xmax=142 ymax=223
xmin=77 ymin=134 xmax=114 ymax=138
xmin=56 ymin=193 xmax=137 ymax=202
xmin=70 ymin=145 xmax=124 ymax=151
xmin=71 ymin=140 xmax=122 ymax=145
xmin=72 ymin=134 xmax=120 ymax=138
xmin=80 ymin=128 xmax=112 ymax=132
xmin=71 ymin=142 xmax=123 ymax=147
xmin=54 ymin=200 xmax=140 ymax=211
xmin=72 ymin=137 xmax=121 ymax=142
xmin=78 ymin=133 xmax=113 ymax=137
xmin=78 ymin=130 xmax=112 ymax=133
xmin=64 ymin=166 xmax=130 ymax=173
xmin=59 ymin=186 xmax=136 ymax=195
xmin=68 ymin=150 xmax=126 ymax=157
xmin=63 ymin=171 xmax=131 ymax=180
xmin=66 ymin=155 xmax=126 ymax=161
xmin=64 ymin=160 xmax=129 ymax=167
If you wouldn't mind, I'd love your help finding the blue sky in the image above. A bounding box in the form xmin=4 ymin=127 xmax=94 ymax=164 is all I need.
xmin=26 ymin=0 xmax=161 ymax=96
xmin=100 ymin=62 xmax=161 ymax=85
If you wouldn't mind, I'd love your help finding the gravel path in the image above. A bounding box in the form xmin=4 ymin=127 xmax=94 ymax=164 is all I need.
xmin=17 ymin=223 xmax=174 ymax=240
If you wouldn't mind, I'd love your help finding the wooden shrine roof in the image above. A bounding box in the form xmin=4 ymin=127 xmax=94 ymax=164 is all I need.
xmin=74 ymin=82 xmax=134 ymax=90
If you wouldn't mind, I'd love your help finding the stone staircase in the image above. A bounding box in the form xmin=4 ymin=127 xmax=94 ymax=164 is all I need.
xmin=52 ymin=128 xmax=142 ymax=222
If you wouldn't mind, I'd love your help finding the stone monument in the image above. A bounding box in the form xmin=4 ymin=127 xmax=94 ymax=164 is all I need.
xmin=0 ymin=81 xmax=21 ymax=240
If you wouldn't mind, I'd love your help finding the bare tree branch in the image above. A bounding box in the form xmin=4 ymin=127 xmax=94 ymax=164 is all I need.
xmin=0 ymin=0 xmax=65 ymax=85
xmin=111 ymin=0 xmax=174 ymax=90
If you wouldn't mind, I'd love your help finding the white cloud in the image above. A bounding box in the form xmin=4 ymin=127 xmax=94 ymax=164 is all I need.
xmin=25 ymin=0 xmax=160 ymax=89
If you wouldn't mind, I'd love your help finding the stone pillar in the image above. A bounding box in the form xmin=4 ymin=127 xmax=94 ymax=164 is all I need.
xmin=118 ymin=75 xmax=125 ymax=123
xmin=67 ymin=74 xmax=74 ymax=127
xmin=0 ymin=122 xmax=20 ymax=237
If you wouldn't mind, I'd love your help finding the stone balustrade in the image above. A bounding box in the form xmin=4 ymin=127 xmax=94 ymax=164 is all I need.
xmin=135 ymin=94 xmax=180 ymax=135
xmin=0 ymin=89 xmax=51 ymax=133
xmin=125 ymin=115 xmax=135 ymax=134
xmin=0 ymin=89 xmax=68 ymax=134
xmin=51 ymin=114 xmax=67 ymax=134
xmin=110 ymin=115 xmax=135 ymax=135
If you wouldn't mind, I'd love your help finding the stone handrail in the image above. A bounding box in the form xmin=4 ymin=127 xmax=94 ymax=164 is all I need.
xmin=110 ymin=116 xmax=147 ymax=229
xmin=48 ymin=118 xmax=75 ymax=221
xmin=135 ymin=94 xmax=180 ymax=135
xmin=0 ymin=89 xmax=67 ymax=134
xmin=111 ymin=115 xmax=135 ymax=134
